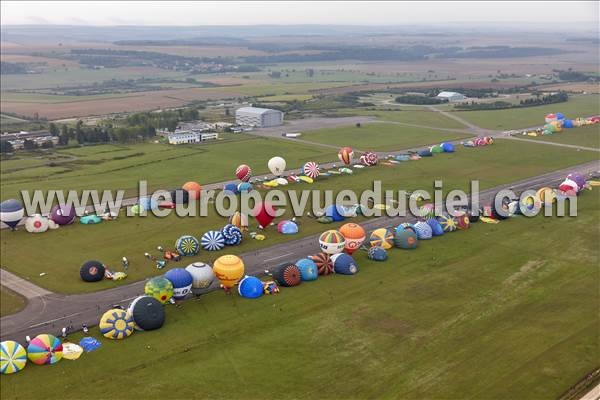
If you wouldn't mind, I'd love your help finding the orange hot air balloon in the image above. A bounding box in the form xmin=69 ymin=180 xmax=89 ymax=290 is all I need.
xmin=338 ymin=147 xmax=354 ymax=165
xmin=182 ymin=182 xmax=202 ymax=200
xmin=213 ymin=255 xmax=245 ymax=289
xmin=339 ymin=223 xmax=366 ymax=255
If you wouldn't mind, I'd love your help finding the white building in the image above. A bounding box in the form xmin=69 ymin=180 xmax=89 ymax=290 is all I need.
xmin=436 ymin=91 xmax=467 ymax=102
xmin=235 ymin=107 xmax=284 ymax=128
xmin=167 ymin=131 xmax=219 ymax=145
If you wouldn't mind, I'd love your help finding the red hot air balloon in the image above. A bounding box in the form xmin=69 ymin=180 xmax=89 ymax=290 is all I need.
xmin=252 ymin=202 xmax=277 ymax=228
xmin=235 ymin=164 xmax=252 ymax=182
xmin=338 ymin=147 xmax=354 ymax=165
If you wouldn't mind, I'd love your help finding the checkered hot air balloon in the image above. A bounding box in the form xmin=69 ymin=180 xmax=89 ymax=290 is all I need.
xmin=1 ymin=340 xmax=27 ymax=374
xmin=303 ymin=161 xmax=320 ymax=179
xmin=99 ymin=309 xmax=135 ymax=340
xmin=175 ymin=235 xmax=200 ymax=256
xmin=201 ymin=230 xmax=225 ymax=251
xmin=338 ymin=147 xmax=354 ymax=165
xmin=360 ymin=151 xmax=379 ymax=166
xmin=235 ymin=164 xmax=252 ymax=182
xmin=27 ymin=334 xmax=63 ymax=365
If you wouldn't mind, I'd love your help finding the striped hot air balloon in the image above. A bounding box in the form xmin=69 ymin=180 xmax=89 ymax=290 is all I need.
xmin=175 ymin=235 xmax=200 ymax=256
xmin=318 ymin=230 xmax=346 ymax=254
xmin=1 ymin=340 xmax=27 ymax=374
xmin=338 ymin=147 xmax=354 ymax=165
xmin=27 ymin=334 xmax=63 ymax=365
xmin=201 ymin=230 xmax=225 ymax=251
xmin=369 ymin=228 xmax=394 ymax=249
xmin=303 ymin=161 xmax=320 ymax=179
xmin=308 ymin=253 xmax=334 ymax=275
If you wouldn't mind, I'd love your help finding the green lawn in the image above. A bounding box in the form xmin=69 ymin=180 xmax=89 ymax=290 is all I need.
xmin=301 ymin=123 xmax=472 ymax=151
xmin=1 ymin=139 xmax=597 ymax=294
xmin=338 ymin=108 xmax=469 ymax=129
xmin=0 ymin=286 xmax=26 ymax=316
xmin=450 ymin=95 xmax=600 ymax=130
xmin=526 ymin=124 xmax=600 ymax=149
xmin=1 ymin=189 xmax=597 ymax=399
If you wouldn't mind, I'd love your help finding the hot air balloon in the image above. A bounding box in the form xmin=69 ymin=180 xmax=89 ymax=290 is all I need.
xmin=295 ymin=258 xmax=318 ymax=281
xmin=222 ymin=224 xmax=243 ymax=246
xmin=395 ymin=223 xmax=416 ymax=234
xmin=0 ymin=199 xmax=24 ymax=230
xmin=175 ymin=235 xmax=200 ymax=256
xmin=164 ymin=268 xmax=193 ymax=300
xmin=229 ymin=212 xmax=249 ymax=231
xmin=331 ymin=253 xmax=358 ymax=275
xmin=456 ymin=214 xmax=471 ymax=230
xmin=441 ymin=142 xmax=455 ymax=152
xmin=413 ymin=221 xmax=432 ymax=239
xmin=1 ymin=341 xmax=27 ymax=374
xmin=418 ymin=149 xmax=433 ymax=157
xmin=418 ymin=203 xmax=435 ymax=220
xmin=360 ymin=151 xmax=378 ymax=166
xmin=202 ymin=230 xmax=226 ymax=251
xmin=566 ymin=173 xmax=586 ymax=191
xmin=223 ymin=183 xmax=239 ymax=195
xmin=303 ymin=161 xmax=320 ymax=179
xmin=268 ymin=156 xmax=286 ymax=176
xmin=338 ymin=147 xmax=354 ymax=165
xmin=309 ymin=253 xmax=334 ymax=275
xmin=545 ymin=113 xmax=557 ymax=123
xmin=61 ymin=343 xmax=83 ymax=361
xmin=213 ymin=255 xmax=245 ymax=289
xmin=369 ymin=228 xmax=394 ymax=249
xmin=253 ymin=202 xmax=277 ymax=228
xmin=182 ymin=181 xmax=202 ymax=200
xmin=324 ymin=204 xmax=345 ymax=222
xmin=277 ymin=220 xmax=299 ymax=234
xmin=558 ymin=180 xmax=578 ymax=196
xmin=24 ymin=214 xmax=49 ymax=233
xmin=27 ymin=334 xmax=62 ymax=365
xmin=144 ymin=276 xmax=174 ymax=304
xmin=368 ymin=246 xmax=388 ymax=261
xmin=319 ymin=230 xmax=346 ymax=254
xmin=393 ymin=230 xmax=418 ymax=249
xmin=50 ymin=204 xmax=75 ymax=225
xmin=430 ymin=144 xmax=444 ymax=154
xmin=185 ymin=262 xmax=216 ymax=295
xmin=339 ymin=223 xmax=366 ymax=255
xmin=238 ymin=275 xmax=264 ymax=299
xmin=237 ymin=182 xmax=253 ymax=193
xmin=80 ymin=260 xmax=106 ymax=282
xmin=272 ymin=263 xmax=302 ymax=287
xmin=235 ymin=164 xmax=252 ymax=182
xmin=128 ymin=296 xmax=165 ymax=331
xmin=437 ymin=214 xmax=457 ymax=232
xmin=426 ymin=218 xmax=444 ymax=236
xmin=99 ymin=309 xmax=135 ymax=340
xmin=139 ymin=196 xmax=158 ymax=211
xmin=170 ymin=188 xmax=189 ymax=205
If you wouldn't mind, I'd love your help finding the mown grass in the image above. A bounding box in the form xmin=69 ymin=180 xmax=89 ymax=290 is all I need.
xmin=300 ymin=122 xmax=472 ymax=151
xmin=525 ymin=124 xmax=600 ymax=149
xmin=0 ymin=286 xmax=26 ymax=316
xmin=1 ymin=189 xmax=597 ymax=399
xmin=339 ymin=108 xmax=469 ymax=129
xmin=1 ymin=139 xmax=597 ymax=294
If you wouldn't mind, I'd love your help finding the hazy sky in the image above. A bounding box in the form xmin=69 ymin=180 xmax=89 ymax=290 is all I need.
xmin=1 ymin=1 xmax=598 ymax=26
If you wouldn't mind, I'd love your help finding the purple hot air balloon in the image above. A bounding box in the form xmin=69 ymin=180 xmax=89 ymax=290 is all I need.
xmin=566 ymin=173 xmax=585 ymax=191
xmin=50 ymin=204 xmax=76 ymax=225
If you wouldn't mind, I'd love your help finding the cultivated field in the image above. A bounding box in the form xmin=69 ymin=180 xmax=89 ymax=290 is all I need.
xmin=1 ymin=189 xmax=597 ymax=398
xmin=1 ymin=139 xmax=597 ymax=294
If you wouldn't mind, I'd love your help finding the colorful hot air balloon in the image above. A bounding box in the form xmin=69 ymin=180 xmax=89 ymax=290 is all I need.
xmin=175 ymin=235 xmax=200 ymax=256
xmin=339 ymin=223 xmax=366 ymax=255
xmin=202 ymin=230 xmax=226 ymax=251
xmin=182 ymin=181 xmax=202 ymax=200
xmin=331 ymin=253 xmax=358 ymax=275
xmin=50 ymin=204 xmax=76 ymax=225
xmin=437 ymin=214 xmax=457 ymax=232
xmin=338 ymin=147 xmax=354 ymax=165
xmin=268 ymin=156 xmax=286 ymax=176
xmin=0 ymin=199 xmax=24 ymax=230
xmin=456 ymin=214 xmax=471 ymax=230
xmin=253 ymin=202 xmax=277 ymax=228
xmin=369 ymin=228 xmax=393 ymax=249
xmin=295 ymin=258 xmax=318 ymax=281
xmin=164 ymin=268 xmax=193 ymax=300
xmin=144 ymin=276 xmax=174 ymax=304
xmin=80 ymin=260 xmax=106 ymax=282
xmin=213 ymin=255 xmax=245 ymax=288
xmin=24 ymin=214 xmax=49 ymax=233
xmin=128 ymin=296 xmax=165 ymax=331
xmin=229 ymin=212 xmax=249 ymax=231
xmin=1 ymin=340 xmax=27 ymax=374
xmin=395 ymin=223 xmax=416 ymax=234
xmin=235 ymin=164 xmax=252 ymax=182
xmin=393 ymin=230 xmax=418 ymax=249
xmin=566 ymin=173 xmax=586 ymax=191
xmin=238 ymin=275 xmax=264 ymax=299
xmin=185 ymin=262 xmax=215 ymax=295
xmin=27 ymin=334 xmax=62 ymax=365
xmin=359 ymin=151 xmax=379 ymax=166
xmin=558 ymin=180 xmax=578 ymax=196
xmin=99 ymin=309 xmax=135 ymax=340
xmin=319 ymin=230 xmax=346 ymax=254
xmin=367 ymin=246 xmax=388 ymax=261
xmin=309 ymin=253 xmax=334 ymax=275
xmin=277 ymin=220 xmax=299 ymax=234
xmin=303 ymin=161 xmax=320 ymax=179
xmin=272 ymin=263 xmax=302 ymax=287
xmin=545 ymin=113 xmax=557 ymax=123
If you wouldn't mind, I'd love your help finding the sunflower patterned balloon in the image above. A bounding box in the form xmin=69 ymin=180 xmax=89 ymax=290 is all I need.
xmin=99 ymin=309 xmax=135 ymax=340
xmin=437 ymin=214 xmax=457 ymax=232
xmin=175 ymin=235 xmax=200 ymax=256
xmin=1 ymin=340 xmax=27 ymax=374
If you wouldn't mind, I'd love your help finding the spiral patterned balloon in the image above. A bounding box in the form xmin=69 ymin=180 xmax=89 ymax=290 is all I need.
xmin=360 ymin=151 xmax=379 ymax=166
xmin=221 ymin=224 xmax=243 ymax=246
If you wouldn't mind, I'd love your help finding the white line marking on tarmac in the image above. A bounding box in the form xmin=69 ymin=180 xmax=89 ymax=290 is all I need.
xmin=29 ymin=311 xmax=85 ymax=328
xmin=264 ymin=253 xmax=294 ymax=262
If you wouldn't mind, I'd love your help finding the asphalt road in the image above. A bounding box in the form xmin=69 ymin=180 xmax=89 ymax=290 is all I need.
xmin=1 ymin=160 xmax=598 ymax=342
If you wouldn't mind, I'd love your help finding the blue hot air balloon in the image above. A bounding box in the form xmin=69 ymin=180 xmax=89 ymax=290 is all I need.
xmin=426 ymin=218 xmax=445 ymax=236
xmin=138 ymin=196 xmax=158 ymax=211
xmin=223 ymin=183 xmax=239 ymax=195
xmin=441 ymin=142 xmax=455 ymax=152
xmin=368 ymin=246 xmax=388 ymax=261
xmin=238 ymin=276 xmax=264 ymax=299
xmin=331 ymin=253 xmax=359 ymax=275
xmin=0 ymin=199 xmax=24 ymax=230
xmin=295 ymin=258 xmax=318 ymax=281
xmin=324 ymin=204 xmax=344 ymax=222
xmin=164 ymin=268 xmax=193 ymax=300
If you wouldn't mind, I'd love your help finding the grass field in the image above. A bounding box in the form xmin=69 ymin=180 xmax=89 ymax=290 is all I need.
xmin=449 ymin=95 xmax=600 ymax=130
xmin=1 ymin=189 xmax=597 ymax=399
xmin=1 ymin=139 xmax=597 ymax=294
xmin=300 ymin=123 xmax=472 ymax=151
xmin=526 ymin=124 xmax=600 ymax=149
xmin=0 ymin=286 xmax=26 ymax=316
xmin=338 ymin=108 xmax=469 ymax=129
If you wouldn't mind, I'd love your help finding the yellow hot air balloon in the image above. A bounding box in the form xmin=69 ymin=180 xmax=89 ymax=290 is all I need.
xmin=213 ymin=255 xmax=245 ymax=289
xmin=536 ymin=187 xmax=555 ymax=205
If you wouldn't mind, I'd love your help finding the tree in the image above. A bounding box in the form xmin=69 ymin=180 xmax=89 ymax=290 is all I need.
xmin=0 ymin=141 xmax=14 ymax=153
xmin=23 ymin=139 xmax=37 ymax=150
xmin=75 ymin=120 xmax=85 ymax=144
xmin=356 ymin=123 xmax=361 ymax=128
xmin=58 ymin=124 xmax=70 ymax=145
xmin=49 ymin=123 xmax=59 ymax=136
xmin=41 ymin=140 xmax=54 ymax=149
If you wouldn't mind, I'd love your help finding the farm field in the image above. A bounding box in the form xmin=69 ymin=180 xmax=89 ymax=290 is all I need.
xmin=338 ymin=108 xmax=469 ymax=129
xmin=448 ymin=95 xmax=600 ymax=130
xmin=0 ymin=286 xmax=26 ymax=316
xmin=300 ymin=123 xmax=472 ymax=151
xmin=525 ymin=125 xmax=600 ymax=149
xmin=1 ymin=189 xmax=597 ymax=398
xmin=1 ymin=139 xmax=598 ymax=294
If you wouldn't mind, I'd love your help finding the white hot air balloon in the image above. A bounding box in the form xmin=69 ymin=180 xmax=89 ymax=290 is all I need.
xmin=268 ymin=156 xmax=286 ymax=176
